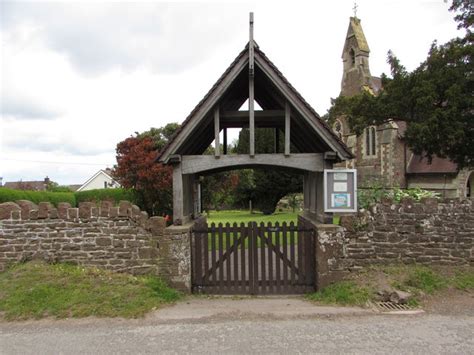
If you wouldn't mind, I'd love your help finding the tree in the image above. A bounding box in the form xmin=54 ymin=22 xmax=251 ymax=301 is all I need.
xmin=327 ymin=0 xmax=473 ymax=168
xmin=235 ymin=128 xmax=302 ymax=214
xmin=137 ymin=122 xmax=180 ymax=151
xmin=113 ymin=124 xmax=179 ymax=216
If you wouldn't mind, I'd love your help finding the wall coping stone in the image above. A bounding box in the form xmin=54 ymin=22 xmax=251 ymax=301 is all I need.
xmin=165 ymin=223 xmax=194 ymax=234
xmin=315 ymin=224 xmax=344 ymax=232
xmin=0 ymin=201 xmax=165 ymax=236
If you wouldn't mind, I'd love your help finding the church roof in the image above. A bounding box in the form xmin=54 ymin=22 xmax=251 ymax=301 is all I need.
xmin=158 ymin=42 xmax=353 ymax=163
xmin=407 ymin=154 xmax=458 ymax=174
xmin=346 ymin=17 xmax=370 ymax=53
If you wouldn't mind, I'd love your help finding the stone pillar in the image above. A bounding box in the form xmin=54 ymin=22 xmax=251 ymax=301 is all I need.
xmin=158 ymin=223 xmax=193 ymax=292
xmin=314 ymin=224 xmax=347 ymax=290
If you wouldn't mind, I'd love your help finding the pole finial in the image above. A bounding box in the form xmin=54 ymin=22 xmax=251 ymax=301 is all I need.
xmin=353 ymin=1 xmax=358 ymax=18
xmin=249 ymin=12 xmax=254 ymax=76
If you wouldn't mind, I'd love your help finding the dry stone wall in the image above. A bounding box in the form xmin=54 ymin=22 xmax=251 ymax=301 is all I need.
xmin=0 ymin=200 xmax=192 ymax=291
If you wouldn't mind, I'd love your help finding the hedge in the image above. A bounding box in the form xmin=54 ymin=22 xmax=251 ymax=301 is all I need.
xmin=0 ymin=188 xmax=76 ymax=207
xmin=74 ymin=188 xmax=138 ymax=206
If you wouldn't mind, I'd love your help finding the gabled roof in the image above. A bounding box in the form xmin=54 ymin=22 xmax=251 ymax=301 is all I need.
xmin=158 ymin=42 xmax=353 ymax=163
xmin=77 ymin=169 xmax=119 ymax=191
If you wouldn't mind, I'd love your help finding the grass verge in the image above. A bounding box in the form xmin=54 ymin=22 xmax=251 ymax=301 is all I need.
xmin=0 ymin=262 xmax=181 ymax=320
xmin=306 ymin=265 xmax=474 ymax=307
xmin=306 ymin=281 xmax=371 ymax=306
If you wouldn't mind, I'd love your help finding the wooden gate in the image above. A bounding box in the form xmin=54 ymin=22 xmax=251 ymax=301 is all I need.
xmin=191 ymin=221 xmax=315 ymax=295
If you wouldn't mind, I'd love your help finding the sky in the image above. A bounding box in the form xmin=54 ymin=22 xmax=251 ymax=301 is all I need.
xmin=0 ymin=0 xmax=462 ymax=185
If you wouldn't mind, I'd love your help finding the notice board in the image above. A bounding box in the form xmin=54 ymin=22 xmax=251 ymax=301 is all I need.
xmin=323 ymin=169 xmax=357 ymax=212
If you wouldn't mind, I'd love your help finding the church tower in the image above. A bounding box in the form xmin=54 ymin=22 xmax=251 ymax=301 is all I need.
xmin=340 ymin=17 xmax=374 ymax=96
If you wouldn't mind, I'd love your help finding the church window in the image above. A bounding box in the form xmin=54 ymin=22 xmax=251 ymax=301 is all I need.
xmin=365 ymin=126 xmax=376 ymax=156
xmin=350 ymin=48 xmax=355 ymax=66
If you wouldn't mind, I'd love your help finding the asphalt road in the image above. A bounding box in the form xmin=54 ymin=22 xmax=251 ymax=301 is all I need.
xmin=0 ymin=299 xmax=473 ymax=354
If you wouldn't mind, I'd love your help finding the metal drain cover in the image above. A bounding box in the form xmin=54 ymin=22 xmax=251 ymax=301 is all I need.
xmin=368 ymin=301 xmax=424 ymax=314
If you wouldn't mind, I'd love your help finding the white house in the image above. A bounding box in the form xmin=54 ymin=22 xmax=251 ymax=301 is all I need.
xmin=77 ymin=169 xmax=120 ymax=192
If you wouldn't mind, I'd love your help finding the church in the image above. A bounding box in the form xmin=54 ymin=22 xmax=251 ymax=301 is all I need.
xmin=333 ymin=16 xmax=473 ymax=198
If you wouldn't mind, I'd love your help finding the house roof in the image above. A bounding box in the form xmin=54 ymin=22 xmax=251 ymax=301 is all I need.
xmin=158 ymin=42 xmax=353 ymax=163
xmin=77 ymin=169 xmax=119 ymax=192
xmin=3 ymin=180 xmax=51 ymax=191
xmin=407 ymin=154 xmax=458 ymax=174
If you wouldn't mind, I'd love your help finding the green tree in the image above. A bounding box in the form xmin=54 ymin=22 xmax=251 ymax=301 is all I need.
xmin=137 ymin=123 xmax=180 ymax=151
xmin=327 ymin=0 xmax=473 ymax=167
xmin=235 ymin=128 xmax=302 ymax=214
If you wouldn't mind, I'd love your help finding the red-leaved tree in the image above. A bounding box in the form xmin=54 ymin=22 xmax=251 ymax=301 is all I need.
xmin=113 ymin=135 xmax=173 ymax=216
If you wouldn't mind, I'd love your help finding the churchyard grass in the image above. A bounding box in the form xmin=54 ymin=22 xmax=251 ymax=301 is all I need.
xmin=206 ymin=210 xmax=298 ymax=224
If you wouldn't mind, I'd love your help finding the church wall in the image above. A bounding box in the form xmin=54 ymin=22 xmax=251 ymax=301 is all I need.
xmin=407 ymin=174 xmax=459 ymax=198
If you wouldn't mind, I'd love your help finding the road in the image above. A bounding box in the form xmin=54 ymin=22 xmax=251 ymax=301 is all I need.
xmin=0 ymin=298 xmax=473 ymax=354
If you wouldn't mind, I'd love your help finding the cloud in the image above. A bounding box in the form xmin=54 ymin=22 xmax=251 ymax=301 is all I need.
xmin=1 ymin=93 xmax=60 ymax=120
xmin=1 ymin=119 xmax=113 ymax=156
xmin=1 ymin=2 xmax=246 ymax=75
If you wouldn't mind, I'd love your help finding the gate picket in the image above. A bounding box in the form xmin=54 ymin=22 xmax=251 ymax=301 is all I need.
xmin=267 ymin=224 xmax=274 ymax=293
xmin=289 ymin=222 xmax=296 ymax=286
xmin=211 ymin=223 xmax=217 ymax=290
xmin=232 ymin=223 xmax=239 ymax=292
xmin=297 ymin=224 xmax=304 ymax=293
xmin=239 ymin=223 xmax=245 ymax=293
xmin=192 ymin=220 xmax=315 ymax=295
xmin=282 ymin=222 xmax=289 ymax=293
xmin=225 ymin=223 xmax=231 ymax=289
xmin=275 ymin=222 xmax=281 ymax=293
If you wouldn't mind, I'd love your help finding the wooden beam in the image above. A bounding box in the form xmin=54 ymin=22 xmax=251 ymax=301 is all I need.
xmin=172 ymin=163 xmax=183 ymax=225
xmin=274 ymin=128 xmax=280 ymax=153
xmin=223 ymin=128 xmax=227 ymax=155
xmin=285 ymin=102 xmax=291 ymax=156
xmin=221 ymin=111 xmax=285 ymax=129
xmin=249 ymin=77 xmax=255 ymax=157
xmin=221 ymin=110 xmax=284 ymax=119
xmin=249 ymin=12 xmax=255 ymax=157
xmin=181 ymin=153 xmax=325 ymax=174
xmin=214 ymin=106 xmax=220 ymax=157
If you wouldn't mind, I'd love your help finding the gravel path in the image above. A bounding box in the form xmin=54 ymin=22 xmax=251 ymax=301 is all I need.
xmin=1 ymin=298 xmax=473 ymax=354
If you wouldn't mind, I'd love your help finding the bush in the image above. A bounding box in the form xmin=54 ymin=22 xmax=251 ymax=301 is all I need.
xmin=75 ymin=188 xmax=138 ymax=206
xmin=0 ymin=188 xmax=76 ymax=207
xmin=358 ymin=186 xmax=440 ymax=210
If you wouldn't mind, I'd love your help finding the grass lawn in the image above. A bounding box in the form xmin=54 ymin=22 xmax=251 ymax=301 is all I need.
xmin=0 ymin=262 xmax=181 ymax=320
xmin=207 ymin=210 xmax=298 ymax=225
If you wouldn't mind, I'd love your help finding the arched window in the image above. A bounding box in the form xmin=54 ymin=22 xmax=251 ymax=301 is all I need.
xmin=365 ymin=126 xmax=376 ymax=156
xmin=350 ymin=48 xmax=355 ymax=66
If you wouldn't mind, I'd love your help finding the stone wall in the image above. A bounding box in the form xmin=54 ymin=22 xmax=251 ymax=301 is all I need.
xmin=308 ymin=198 xmax=473 ymax=288
xmin=0 ymin=200 xmax=192 ymax=291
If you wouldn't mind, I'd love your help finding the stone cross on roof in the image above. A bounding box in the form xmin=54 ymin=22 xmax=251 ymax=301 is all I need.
xmin=353 ymin=1 xmax=358 ymax=18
